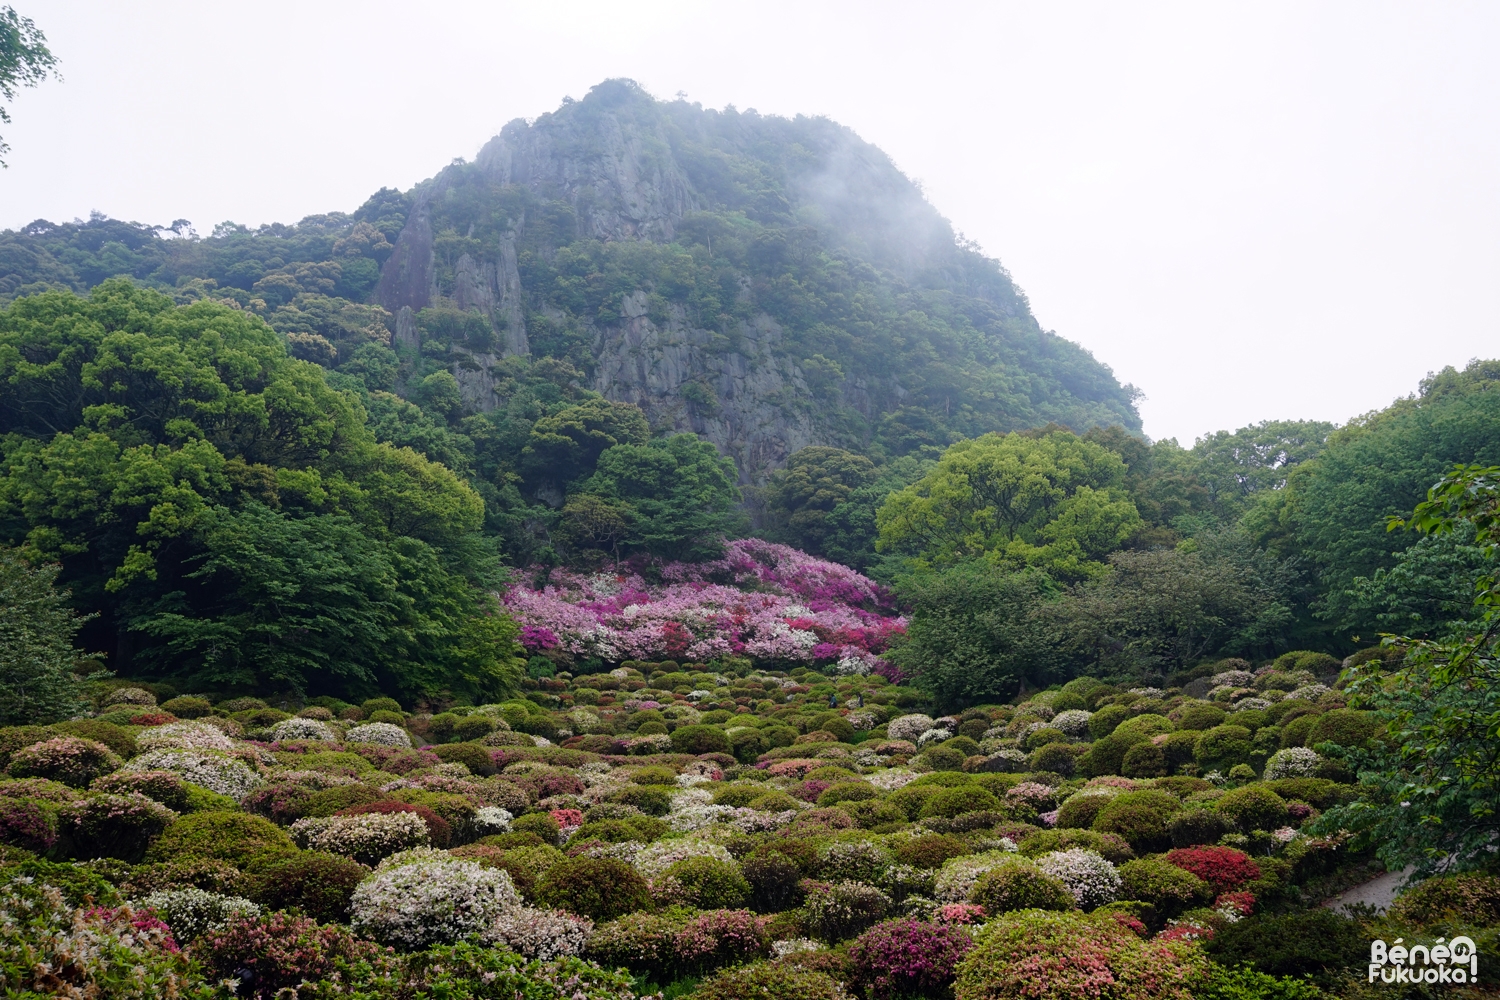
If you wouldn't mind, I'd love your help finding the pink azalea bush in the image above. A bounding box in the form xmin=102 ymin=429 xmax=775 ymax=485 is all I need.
xmin=503 ymin=539 xmax=904 ymax=666
xmin=848 ymin=918 xmax=975 ymax=997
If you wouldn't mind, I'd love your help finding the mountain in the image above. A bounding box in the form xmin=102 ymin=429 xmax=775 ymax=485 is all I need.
xmin=0 ymin=79 xmax=1140 ymax=483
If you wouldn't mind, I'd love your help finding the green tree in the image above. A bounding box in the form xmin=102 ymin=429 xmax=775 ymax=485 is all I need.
xmin=521 ymin=398 xmax=649 ymax=489
xmin=582 ymin=433 xmax=742 ymax=562
xmin=876 ymin=429 xmax=1142 ymax=580
xmin=889 ymin=562 xmax=1059 ymax=708
xmin=762 ymin=446 xmax=876 ymax=557
xmin=0 ymin=5 xmax=57 ymax=167
xmin=1317 ymin=463 xmax=1500 ymax=875
xmin=0 ymin=548 xmax=90 ymax=723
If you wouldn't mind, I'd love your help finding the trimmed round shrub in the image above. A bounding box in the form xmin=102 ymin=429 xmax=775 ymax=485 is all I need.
xmin=696 ymin=961 xmax=844 ymax=1000
xmin=919 ymin=784 xmax=1000 ymax=819
xmin=65 ymin=791 xmax=177 ymax=862
xmin=819 ymin=840 xmax=891 ymax=884
xmin=338 ymin=801 xmax=451 ymax=848
xmin=345 ymin=722 xmax=411 ymax=747
xmin=1261 ymin=778 xmax=1349 ymax=810
xmin=953 ymin=908 xmax=1204 ymax=1000
xmin=146 ymin=811 xmax=294 ymax=864
xmin=428 ymin=742 xmax=495 ymax=776
xmin=91 ymin=769 xmax=192 ymax=811
xmin=1158 ymin=731 xmax=1201 ymax=773
xmin=816 ymin=781 xmax=877 ymax=807
xmin=1117 ymin=857 xmax=1211 ymax=917
xmin=1389 ymin=872 xmax=1500 ymax=926
xmin=1174 ymin=702 xmax=1227 ymax=731
xmin=920 ymin=745 xmax=967 ymax=772
xmin=50 ymin=719 xmax=137 ymax=759
xmin=136 ymin=722 xmax=235 ymax=753
xmin=160 ymin=696 xmax=213 ymax=719
xmin=607 ymin=784 xmax=673 ymax=817
xmin=934 ymin=851 xmax=1023 ymax=903
xmin=1080 ymin=734 xmax=1132 ymax=778
xmin=244 ymin=850 xmax=369 ymax=923
xmin=674 ymin=907 xmax=771 ymax=973
xmin=0 ymin=726 xmax=61 ymax=769
xmin=970 ymin=859 xmax=1073 ymax=913
xmin=510 ymin=811 xmax=561 ymax=842
xmin=1165 ymin=808 xmax=1234 ymax=847
xmin=671 ymin=724 xmax=731 ymax=755
xmin=1022 ymin=726 xmax=1068 ymax=751
xmin=1214 ymin=785 xmax=1288 ymax=831
xmin=1091 ymin=790 xmax=1180 ymax=854
xmin=1050 ymin=709 xmax=1093 ymax=738
xmin=896 ymin=833 xmax=972 ymax=870
xmin=1306 ymin=709 xmax=1379 ymax=749
xmin=1019 ymin=828 xmax=1134 ymax=865
xmin=7 ymin=737 xmax=121 ymax=787
xmin=585 ymin=908 xmax=694 ymax=980
xmin=291 ymin=811 xmax=429 ymax=865
xmin=1035 ymin=848 xmax=1121 ymax=909
xmin=1056 ymin=789 xmax=1116 ymax=830
xmin=849 ymin=918 xmax=975 ymax=997
xmin=1164 ymin=846 xmax=1261 ymax=893
xmin=103 ymin=686 xmax=157 ymax=708
xmin=1088 ymin=704 xmax=1131 ymax=740
xmin=350 ymin=857 xmax=519 ymax=949
xmin=1029 ymin=742 xmax=1078 ymax=777
xmin=888 ymin=714 xmax=937 ymax=742
xmin=802 ymin=879 xmax=891 ymax=942
xmin=535 ymin=855 xmax=652 ymax=921
xmin=1203 ymin=909 xmax=1366 ymax=984
xmin=0 ymin=796 xmax=61 ymax=853
xmin=1193 ymin=725 xmax=1254 ymax=773
xmin=1121 ymin=741 xmax=1167 ymax=778
xmin=743 ymin=851 xmax=803 ymax=913
xmin=665 ymin=856 xmax=750 ymax=909
xmin=486 ymin=905 xmax=592 ymax=960
xmin=1113 ymin=714 xmax=1174 ymax=743
xmin=270 ymin=717 xmax=337 ymax=742
xmin=196 ymin=909 xmax=384 ymax=995
xmin=120 ymin=749 xmax=262 ymax=800
xmin=137 ymin=887 xmax=260 ymax=942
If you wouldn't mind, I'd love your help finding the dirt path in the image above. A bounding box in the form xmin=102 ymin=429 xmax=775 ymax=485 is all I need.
xmin=1321 ymin=866 xmax=1415 ymax=914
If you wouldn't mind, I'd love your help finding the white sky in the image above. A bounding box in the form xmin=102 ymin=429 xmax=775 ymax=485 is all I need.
xmin=4 ymin=1 xmax=1498 ymax=445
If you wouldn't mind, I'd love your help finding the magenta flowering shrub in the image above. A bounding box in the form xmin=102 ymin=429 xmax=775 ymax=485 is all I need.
xmin=848 ymin=918 xmax=975 ymax=997
xmin=672 ymin=907 xmax=770 ymax=972
xmin=503 ymin=539 xmax=904 ymax=664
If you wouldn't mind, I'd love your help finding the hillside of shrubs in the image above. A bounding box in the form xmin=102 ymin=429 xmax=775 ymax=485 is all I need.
xmin=1 ymin=583 xmax=1497 ymax=999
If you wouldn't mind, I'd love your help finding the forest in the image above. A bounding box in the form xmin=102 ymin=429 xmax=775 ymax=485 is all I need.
xmin=0 ymin=79 xmax=1497 ymax=1000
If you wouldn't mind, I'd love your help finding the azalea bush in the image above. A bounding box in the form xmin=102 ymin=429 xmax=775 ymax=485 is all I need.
xmin=349 ymin=856 xmax=520 ymax=949
xmin=136 ymin=886 xmax=260 ymax=942
xmin=193 ymin=909 xmax=384 ymax=998
xmin=953 ymin=909 xmax=1205 ymax=1000
xmin=6 ymin=737 xmax=121 ymax=788
xmin=848 ymin=917 xmax=975 ymax=998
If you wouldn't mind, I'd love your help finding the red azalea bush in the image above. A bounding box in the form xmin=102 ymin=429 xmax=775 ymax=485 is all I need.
xmin=191 ymin=910 xmax=385 ymax=999
xmin=1164 ymin=846 xmax=1261 ymax=893
xmin=549 ymin=808 xmax=585 ymax=829
xmin=672 ymin=908 xmax=771 ymax=973
xmin=336 ymin=801 xmax=451 ymax=848
xmin=848 ymin=918 xmax=975 ymax=997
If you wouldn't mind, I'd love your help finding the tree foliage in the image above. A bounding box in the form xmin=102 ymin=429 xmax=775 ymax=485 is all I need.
xmin=0 ymin=547 xmax=90 ymax=723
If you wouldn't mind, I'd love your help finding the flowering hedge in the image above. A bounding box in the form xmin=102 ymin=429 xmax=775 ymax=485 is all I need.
xmin=503 ymin=539 xmax=904 ymax=668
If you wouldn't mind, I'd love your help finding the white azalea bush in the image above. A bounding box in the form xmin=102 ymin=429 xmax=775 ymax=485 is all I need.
xmin=887 ymin=714 xmax=936 ymax=742
xmin=933 ymin=849 xmax=1020 ymax=902
xmin=345 ymin=722 xmax=411 ymax=747
xmin=120 ymin=749 xmax=261 ymax=799
xmin=291 ymin=811 xmax=429 ymax=864
xmin=270 ymin=717 xmax=338 ymax=742
xmin=1264 ymin=746 xmax=1323 ymax=780
xmin=1036 ymin=849 xmax=1121 ymax=909
xmin=351 ymin=857 xmax=521 ymax=949
xmin=486 ymin=906 xmax=592 ymax=959
xmin=633 ymin=839 xmax=733 ymax=878
xmin=136 ymin=888 xmax=260 ymax=942
xmin=1049 ymin=709 xmax=1093 ymax=738
xmin=135 ymin=722 xmax=235 ymax=753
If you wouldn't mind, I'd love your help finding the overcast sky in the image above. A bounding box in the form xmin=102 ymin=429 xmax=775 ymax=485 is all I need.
xmin=4 ymin=1 xmax=1497 ymax=444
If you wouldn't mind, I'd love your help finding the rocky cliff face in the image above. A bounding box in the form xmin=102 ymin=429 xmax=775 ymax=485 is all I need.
xmin=374 ymin=79 xmax=1139 ymax=483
